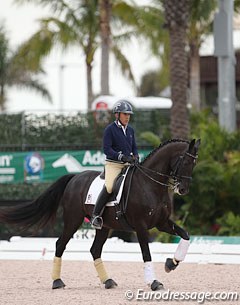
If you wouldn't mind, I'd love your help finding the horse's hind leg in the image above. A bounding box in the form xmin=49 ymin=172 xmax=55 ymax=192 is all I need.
xmin=157 ymin=219 xmax=190 ymax=273
xmin=90 ymin=227 xmax=117 ymax=289
xmin=52 ymin=215 xmax=84 ymax=289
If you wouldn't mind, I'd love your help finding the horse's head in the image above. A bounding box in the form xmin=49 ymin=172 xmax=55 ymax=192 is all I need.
xmin=171 ymin=139 xmax=201 ymax=195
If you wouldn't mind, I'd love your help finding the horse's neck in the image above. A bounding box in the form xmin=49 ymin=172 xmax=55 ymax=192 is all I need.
xmin=143 ymin=149 xmax=171 ymax=173
xmin=144 ymin=142 xmax=188 ymax=172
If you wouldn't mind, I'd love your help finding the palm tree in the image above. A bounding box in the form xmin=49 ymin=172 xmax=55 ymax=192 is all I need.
xmin=163 ymin=0 xmax=190 ymax=139
xmin=15 ymin=0 xmax=99 ymax=110
xmin=0 ymin=24 xmax=51 ymax=111
xmin=135 ymin=1 xmax=170 ymax=97
xmin=110 ymin=0 xmax=169 ymax=97
xmin=15 ymin=0 xmax=139 ymax=110
xmin=136 ymin=1 xmax=219 ymax=114
xmin=99 ymin=0 xmax=111 ymax=95
xmin=98 ymin=0 xmax=160 ymax=97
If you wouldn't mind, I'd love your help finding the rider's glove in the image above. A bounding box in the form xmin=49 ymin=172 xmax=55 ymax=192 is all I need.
xmin=119 ymin=154 xmax=135 ymax=164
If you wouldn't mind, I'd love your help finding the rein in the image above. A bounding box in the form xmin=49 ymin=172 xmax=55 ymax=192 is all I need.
xmin=134 ymin=163 xmax=172 ymax=187
xmin=135 ymin=151 xmax=198 ymax=188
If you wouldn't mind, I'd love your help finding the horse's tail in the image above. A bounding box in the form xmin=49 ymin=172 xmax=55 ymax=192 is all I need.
xmin=0 ymin=174 xmax=75 ymax=232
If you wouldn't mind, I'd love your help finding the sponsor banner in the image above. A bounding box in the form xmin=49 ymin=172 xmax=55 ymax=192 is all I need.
xmin=0 ymin=150 xmax=151 ymax=184
xmin=173 ymin=235 xmax=240 ymax=244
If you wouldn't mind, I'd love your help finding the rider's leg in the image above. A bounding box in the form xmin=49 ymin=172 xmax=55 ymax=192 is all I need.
xmin=91 ymin=161 xmax=125 ymax=229
xmin=104 ymin=161 xmax=125 ymax=193
xmin=91 ymin=186 xmax=111 ymax=229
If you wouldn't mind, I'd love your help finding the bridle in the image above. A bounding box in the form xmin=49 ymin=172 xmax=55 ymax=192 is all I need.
xmin=171 ymin=152 xmax=198 ymax=180
xmin=134 ymin=151 xmax=198 ymax=189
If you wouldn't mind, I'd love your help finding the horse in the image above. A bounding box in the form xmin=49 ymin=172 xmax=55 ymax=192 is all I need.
xmin=0 ymin=138 xmax=200 ymax=291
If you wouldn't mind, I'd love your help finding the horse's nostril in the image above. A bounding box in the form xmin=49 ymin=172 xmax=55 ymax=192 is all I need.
xmin=180 ymin=188 xmax=186 ymax=195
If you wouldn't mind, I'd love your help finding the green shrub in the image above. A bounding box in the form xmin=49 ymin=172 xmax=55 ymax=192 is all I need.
xmin=216 ymin=212 xmax=240 ymax=236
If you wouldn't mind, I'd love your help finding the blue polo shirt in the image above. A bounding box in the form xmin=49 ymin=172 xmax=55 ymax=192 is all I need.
xmin=103 ymin=121 xmax=138 ymax=161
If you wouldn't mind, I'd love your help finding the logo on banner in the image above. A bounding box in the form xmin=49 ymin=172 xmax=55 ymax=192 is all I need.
xmin=24 ymin=152 xmax=44 ymax=182
xmin=52 ymin=151 xmax=105 ymax=173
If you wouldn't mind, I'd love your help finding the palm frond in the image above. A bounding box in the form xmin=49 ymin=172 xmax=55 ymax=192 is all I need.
xmin=234 ymin=0 xmax=240 ymax=13
xmin=12 ymin=78 xmax=52 ymax=102
xmin=14 ymin=0 xmax=73 ymax=15
xmin=111 ymin=45 xmax=136 ymax=88
xmin=0 ymin=23 xmax=51 ymax=109
xmin=12 ymin=28 xmax=55 ymax=73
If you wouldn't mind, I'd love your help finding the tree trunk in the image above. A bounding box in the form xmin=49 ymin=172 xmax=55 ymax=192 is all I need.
xmin=86 ymin=61 xmax=93 ymax=111
xmin=0 ymin=84 xmax=5 ymax=111
xmin=99 ymin=0 xmax=111 ymax=95
xmin=189 ymin=41 xmax=201 ymax=112
xmin=169 ymin=26 xmax=190 ymax=139
xmin=164 ymin=0 xmax=190 ymax=139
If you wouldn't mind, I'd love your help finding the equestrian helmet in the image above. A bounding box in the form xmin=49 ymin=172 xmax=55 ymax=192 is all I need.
xmin=113 ymin=100 xmax=134 ymax=114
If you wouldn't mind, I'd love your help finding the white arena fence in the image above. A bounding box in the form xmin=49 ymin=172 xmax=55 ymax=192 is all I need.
xmin=0 ymin=230 xmax=239 ymax=264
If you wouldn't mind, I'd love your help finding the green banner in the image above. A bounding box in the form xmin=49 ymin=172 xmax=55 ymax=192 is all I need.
xmin=173 ymin=235 xmax=240 ymax=244
xmin=0 ymin=150 xmax=151 ymax=184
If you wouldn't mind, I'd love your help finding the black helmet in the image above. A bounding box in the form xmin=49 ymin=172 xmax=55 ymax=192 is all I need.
xmin=113 ymin=100 xmax=133 ymax=114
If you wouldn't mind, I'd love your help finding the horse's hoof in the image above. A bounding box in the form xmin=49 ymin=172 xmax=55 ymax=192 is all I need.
xmin=165 ymin=258 xmax=179 ymax=273
xmin=104 ymin=279 xmax=118 ymax=289
xmin=52 ymin=279 xmax=66 ymax=289
xmin=151 ymin=280 xmax=164 ymax=291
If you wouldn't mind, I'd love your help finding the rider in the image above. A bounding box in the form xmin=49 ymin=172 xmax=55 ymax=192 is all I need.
xmin=90 ymin=100 xmax=139 ymax=229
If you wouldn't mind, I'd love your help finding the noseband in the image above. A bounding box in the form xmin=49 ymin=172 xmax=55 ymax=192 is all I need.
xmin=134 ymin=151 xmax=198 ymax=188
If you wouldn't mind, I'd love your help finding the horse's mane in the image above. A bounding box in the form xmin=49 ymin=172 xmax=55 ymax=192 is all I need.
xmin=141 ymin=138 xmax=189 ymax=164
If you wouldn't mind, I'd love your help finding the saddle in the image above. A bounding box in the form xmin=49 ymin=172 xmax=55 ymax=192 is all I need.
xmin=85 ymin=166 xmax=135 ymax=229
xmin=85 ymin=166 xmax=130 ymax=206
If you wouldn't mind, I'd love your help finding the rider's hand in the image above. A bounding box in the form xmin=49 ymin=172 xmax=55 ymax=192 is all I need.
xmin=120 ymin=155 xmax=135 ymax=164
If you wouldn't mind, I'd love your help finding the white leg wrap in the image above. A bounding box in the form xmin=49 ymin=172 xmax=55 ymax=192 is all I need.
xmin=144 ymin=262 xmax=156 ymax=285
xmin=174 ymin=238 xmax=190 ymax=261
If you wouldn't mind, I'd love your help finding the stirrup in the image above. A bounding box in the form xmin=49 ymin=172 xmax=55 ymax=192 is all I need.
xmin=91 ymin=215 xmax=103 ymax=230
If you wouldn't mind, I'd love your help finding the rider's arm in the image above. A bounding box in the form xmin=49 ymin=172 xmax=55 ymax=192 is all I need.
xmin=103 ymin=125 xmax=121 ymax=161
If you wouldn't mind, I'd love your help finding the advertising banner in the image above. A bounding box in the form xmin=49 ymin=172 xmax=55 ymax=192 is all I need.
xmin=0 ymin=150 xmax=151 ymax=184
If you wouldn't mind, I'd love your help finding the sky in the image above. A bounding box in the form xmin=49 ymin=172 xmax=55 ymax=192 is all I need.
xmin=1 ymin=0 xmax=239 ymax=113
xmin=0 ymin=0 xmax=160 ymax=113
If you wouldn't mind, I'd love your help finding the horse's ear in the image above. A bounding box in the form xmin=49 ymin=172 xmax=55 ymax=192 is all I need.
xmin=195 ymin=139 xmax=201 ymax=150
xmin=188 ymin=139 xmax=196 ymax=152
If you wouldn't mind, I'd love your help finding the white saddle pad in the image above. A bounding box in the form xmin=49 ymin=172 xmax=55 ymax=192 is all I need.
xmin=85 ymin=167 xmax=130 ymax=207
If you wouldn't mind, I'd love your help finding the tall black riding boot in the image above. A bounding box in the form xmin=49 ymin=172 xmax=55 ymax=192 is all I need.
xmin=90 ymin=186 xmax=111 ymax=229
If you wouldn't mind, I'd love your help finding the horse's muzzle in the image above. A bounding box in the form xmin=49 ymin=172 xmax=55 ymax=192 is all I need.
xmin=173 ymin=183 xmax=189 ymax=195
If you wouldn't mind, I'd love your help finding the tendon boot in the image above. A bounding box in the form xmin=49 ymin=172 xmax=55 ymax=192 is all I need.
xmin=91 ymin=186 xmax=111 ymax=230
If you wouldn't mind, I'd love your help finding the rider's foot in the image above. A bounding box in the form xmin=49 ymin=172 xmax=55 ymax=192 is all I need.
xmin=91 ymin=215 xmax=103 ymax=230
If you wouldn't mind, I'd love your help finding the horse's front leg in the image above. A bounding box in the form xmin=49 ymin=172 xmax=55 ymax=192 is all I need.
xmin=90 ymin=227 xmax=117 ymax=289
xmin=136 ymin=228 xmax=164 ymax=291
xmin=157 ymin=219 xmax=190 ymax=273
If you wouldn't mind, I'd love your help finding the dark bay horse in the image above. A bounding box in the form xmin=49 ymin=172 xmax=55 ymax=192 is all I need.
xmin=0 ymin=138 xmax=200 ymax=291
